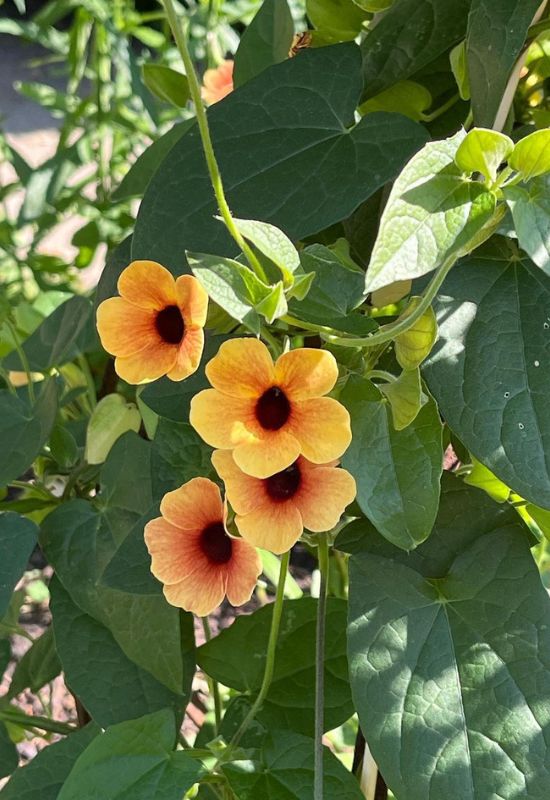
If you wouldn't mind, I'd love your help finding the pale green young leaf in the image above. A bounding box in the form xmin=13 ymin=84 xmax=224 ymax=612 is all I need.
xmin=505 ymin=177 xmax=550 ymax=275
xmin=365 ymin=130 xmax=496 ymax=293
xmin=307 ymin=0 xmax=369 ymax=39
xmin=255 ymin=281 xmax=288 ymax=322
xmin=464 ymin=457 xmax=511 ymax=503
xmin=231 ymin=217 xmax=299 ymax=286
xmin=449 ymin=40 xmax=470 ymax=100
xmin=509 ymin=129 xmax=550 ymax=181
xmin=141 ymin=64 xmax=189 ymax=107
xmin=233 ymin=0 xmax=294 ymax=86
xmin=85 ymin=394 xmax=141 ymax=465
xmin=379 ymin=368 xmax=427 ymax=430
xmin=455 ymin=128 xmax=514 ymax=183
xmin=360 ymin=81 xmax=431 ymax=122
xmin=394 ymin=297 xmax=438 ymax=370
xmin=341 ymin=376 xmax=442 ymax=550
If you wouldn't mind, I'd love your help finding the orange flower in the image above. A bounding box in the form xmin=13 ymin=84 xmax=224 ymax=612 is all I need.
xmin=144 ymin=477 xmax=261 ymax=617
xmin=201 ymin=60 xmax=234 ymax=105
xmin=96 ymin=260 xmax=208 ymax=384
xmin=190 ymin=339 xmax=352 ymax=479
xmin=212 ymin=450 xmax=356 ymax=554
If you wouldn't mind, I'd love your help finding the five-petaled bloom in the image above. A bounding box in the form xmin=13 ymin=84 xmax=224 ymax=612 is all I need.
xmin=212 ymin=450 xmax=356 ymax=554
xmin=201 ymin=60 xmax=234 ymax=105
xmin=96 ymin=260 xmax=208 ymax=384
xmin=190 ymin=338 xmax=352 ymax=478
xmin=144 ymin=477 xmax=261 ymax=617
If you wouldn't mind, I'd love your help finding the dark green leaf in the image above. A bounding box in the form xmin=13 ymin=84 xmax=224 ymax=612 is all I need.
xmin=341 ymin=375 xmax=442 ymax=550
xmin=223 ymin=730 xmax=364 ymax=798
xmin=57 ymin=710 xmax=202 ymax=800
xmin=49 ymin=577 xmax=184 ymax=727
xmin=346 ymin=477 xmax=550 ymax=799
xmin=234 ymin=0 xmax=294 ymax=86
xmin=151 ymin=419 xmax=214 ymax=499
xmin=361 ymin=0 xmax=471 ymax=99
xmin=0 ymin=722 xmax=18 ymax=779
xmin=0 ymin=724 xmax=99 ymax=800
xmin=111 ymin=123 xmax=192 ymax=201
xmin=41 ymin=434 xmax=195 ymax=700
xmin=0 ymin=513 xmax=37 ymax=618
xmin=423 ymin=237 xmax=550 ymax=508
xmin=5 ymin=297 xmax=93 ymax=372
xmin=139 ymin=333 xmax=229 ymax=421
xmin=0 ymin=639 xmax=10 ymax=676
xmin=132 ymin=43 xmax=428 ymax=272
xmin=290 ymin=245 xmax=376 ymax=334
xmin=466 ymin=0 xmax=542 ymax=127
xmin=7 ymin=627 xmax=61 ymax=699
xmin=94 ymin=237 xmax=132 ymax=309
xmin=197 ymin=598 xmax=352 ymax=736
xmin=142 ymin=64 xmax=189 ymax=107
xmin=0 ymin=381 xmax=57 ymax=489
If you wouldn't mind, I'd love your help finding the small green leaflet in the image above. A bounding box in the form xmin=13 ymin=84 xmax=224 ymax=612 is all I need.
xmin=233 ymin=0 xmax=294 ymax=87
xmin=455 ymin=128 xmax=513 ymax=183
xmin=230 ymin=217 xmax=299 ymax=286
xmin=141 ymin=64 xmax=189 ymax=107
xmin=505 ymin=176 xmax=550 ymax=275
xmin=509 ymin=129 xmax=550 ymax=181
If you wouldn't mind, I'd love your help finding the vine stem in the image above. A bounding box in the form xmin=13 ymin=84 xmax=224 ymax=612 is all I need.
xmin=5 ymin=319 xmax=35 ymax=403
xmin=324 ymin=253 xmax=456 ymax=349
xmin=202 ymin=616 xmax=223 ymax=733
xmin=223 ymin=550 xmax=290 ymax=758
xmin=314 ymin=537 xmax=330 ymax=800
xmin=160 ymin=0 xmax=268 ymax=283
xmin=0 ymin=708 xmax=76 ymax=737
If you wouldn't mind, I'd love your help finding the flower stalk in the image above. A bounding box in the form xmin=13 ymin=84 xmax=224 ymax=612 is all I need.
xmin=314 ymin=537 xmax=330 ymax=800
xmin=160 ymin=0 xmax=268 ymax=282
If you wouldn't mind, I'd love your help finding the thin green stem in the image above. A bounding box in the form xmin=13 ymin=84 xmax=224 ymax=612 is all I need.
xmin=77 ymin=354 xmax=97 ymax=411
xmin=5 ymin=319 xmax=35 ymax=403
xmin=314 ymin=538 xmax=330 ymax=800
xmin=202 ymin=616 xmax=223 ymax=733
xmin=281 ymin=314 xmax=340 ymax=336
xmin=160 ymin=0 xmax=267 ymax=282
xmin=0 ymin=365 xmax=16 ymax=396
xmin=0 ymin=708 xmax=76 ymax=736
xmin=366 ymin=369 xmax=396 ymax=383
xmin=325 ymin=253 xmax=457 ymax=348
xmin=421 ymin=93 xmax=459 ymax=123
xmin=224 ymin=550 xmax=290 ymax=756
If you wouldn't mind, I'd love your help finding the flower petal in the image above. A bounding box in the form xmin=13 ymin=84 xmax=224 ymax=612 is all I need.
xmin=233 ymin=431 xmax=301 ymax=479
xmin=176 ymin=275 xmax=209 ymax=328
xmin=295 ymin=464 xmax=356 ymax=532
xmin=211 ymin=450 xmax=265 ymax=515
xmin=160 ymin=477 xmax=224 ymax=530
xmin=96 ymin=297 xmax=156 ymax=357
xmin=289 ymin=397 xmax=352 ymax=464
xmin=275 ymin=348 xmax=338 ymax=400
xmin=190 ymin=389 xmax=257 ymax=449
xmin=205 ymin=338 xmax=275 ymax=397
xmin=144 ymin=517 xmax=203 ymax=585
xmin=163 ymin=566 xmax=226 ymax=616
xmin=167 ymin=327 xmax=204 ymax=381
xmin=114 ymin=342 xmax=178 ymax=384
xmin=118 ymin=260 xmax=177 ymax=309
xmin=225 ymin=538 xmax=262 ymax=607
xmin=235 ymin=502 xmax=303 ymax=555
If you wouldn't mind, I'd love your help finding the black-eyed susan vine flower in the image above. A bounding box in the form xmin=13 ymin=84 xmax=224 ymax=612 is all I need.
xmin=189 ymin=338 xmax=352 ymax=479
xmin=144 ymin=477 xmax=261 ymax=617
xmin=212 ymin=450 xmax=356 ymax=554
xmin=96 ymin=260 xmax=208 ymax=384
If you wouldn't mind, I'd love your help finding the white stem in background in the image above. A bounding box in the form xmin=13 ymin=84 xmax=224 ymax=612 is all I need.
xmin=493 ymin=0 xmax=548 ymax=131
xmin=360 ymin=742 xmax=379 ymax=800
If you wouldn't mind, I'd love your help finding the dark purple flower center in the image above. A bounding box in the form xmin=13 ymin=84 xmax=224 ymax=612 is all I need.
xmin=155 ymin=305 xmax=185 ymax=345
xmin=265 ymin=462 xmax=301 ymax=502
xmin=200 ymin=521 xmax=233 ymax=565
xmin=255 ymin=386 xmax=291 ymax=430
